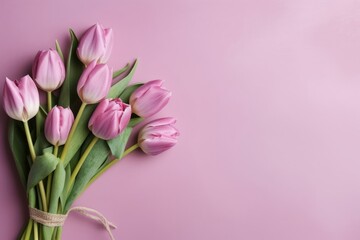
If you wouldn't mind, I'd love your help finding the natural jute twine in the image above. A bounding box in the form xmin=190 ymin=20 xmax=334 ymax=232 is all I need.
xmin=29 ymin=206 xmax=117 ymax=240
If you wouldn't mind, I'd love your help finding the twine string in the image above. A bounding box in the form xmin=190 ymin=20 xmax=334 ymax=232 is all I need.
xmin=29 ymin=206 xmax=117 ymax=240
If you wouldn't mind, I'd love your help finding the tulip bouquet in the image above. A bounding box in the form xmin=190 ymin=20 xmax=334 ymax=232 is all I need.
xmin=4 ymin=24 xmax=179 ymax=240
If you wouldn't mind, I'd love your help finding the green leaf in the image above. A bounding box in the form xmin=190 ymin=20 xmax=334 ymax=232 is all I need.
xmin=60 ymin=164 xmax=71 ymax=208
xmin=34 ymin=108 xmax=50 ymax=156
xmin=39 ymin=105 xmax=48 ymax=115
xmin=108 ymin=59 xmax=138 ymax=99
xmin=63 ymin=105 xmax=95 ymax=166
xmin=107 ymin=127 xmax=132 ymax=158
xmin=55 ymin=40 xmax=64 ymax=62
xmin=42 ymin=146 xmax=54 ymax=154
xmin=80 ymin=133 xmax=95 ymax=154
xmin=58 ymin=29 xmax=84 ymax=108
xmin=68 ymin=146 xmax=81 ymax=172
xmin=8 ymin=120 xmax=29 ymax=187
xmin=34 ymin=134 xmax=51 ymax=156
xmin=119 ymin=83 xmax=143 ymax=103
xmin=27 ymin=152 xmax=60 ymax=192
xmin=64 ymin=140 xmax=109 ymax=211
xmin=43 ymin=160 xmax=65 ymax=240
xmin=42 ymin=226 xmax=53 ymax=240
xmin=113 ymin=63 xmax=130 ymax=79
xmin=49 ymin=162 xmax=65 ymax=213
xmin=36 ymin=108 xmax=46 ymax=138
xmin=128 ymin=117 xmax=143 ymax=127
xmin=28 ymin=188 xmax=37 ymax=208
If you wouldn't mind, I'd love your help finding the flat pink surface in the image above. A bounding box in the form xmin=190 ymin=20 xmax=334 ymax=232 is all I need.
xmin=1 ymin=0 xmax=360 ymax=239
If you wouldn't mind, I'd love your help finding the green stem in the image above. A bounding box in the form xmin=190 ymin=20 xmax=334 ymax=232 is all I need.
xmin=33 ymin=222 xmax=38 ymax=240
xmin=46 ymin=145 xmax=59 ymax=206
xmin=23 ymin=219 xmax=33 ymax=240
xmin=23 ymin=121 xmax=36 ymax=161
xmin=24 ymin=121 xmax=48 ymax=212
xmin=60 ymin=102 xmax=87 ymax=163
xmin=123 ymin=143 xmax=139 ymax=157
xmin=53 ymin=145 xmax=59 ymax=157
xmin=56 ymin=227 xmax=63 ymax=240
xmin=66 ymin=137 xmax=99 ymax=195
xmin=52 ymin=227 xmax=58 ymax=240
xmin=47 ymin=91 xmax=52 ymax=112
xmin=87 ymin=143 xmax=139 ymax=187
xmin=38 ymin=178 xmax=48 ymax=212
xmin=46 ymin=173 xmax=52 ymax=208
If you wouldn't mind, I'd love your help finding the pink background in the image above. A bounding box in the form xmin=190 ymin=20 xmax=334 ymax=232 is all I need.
xmin=1 ymin=0 xmax=360 ymax=239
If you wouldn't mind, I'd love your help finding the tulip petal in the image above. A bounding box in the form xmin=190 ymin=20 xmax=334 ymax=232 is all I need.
xmin=92 ymin=111 xmax=119 ymax=140
xmin=45 ymin=107 xmax=61 ymax=145
xmin=80 ymin=64 xmax=111 ymax=103
xmin=88 ymin=98 xmax=109 ymax=128
xmin=130 ymin=80 xmax=163 ymax=103
xmin=77 ymin=60 xmax=97 ymax=95
xmin=89 ymin=98 xmax=131 ymax=140
xmin=133 ymin=87 xmax=171 ymax=117
xmin=146 ymin=117 xmax=177 ymax=127
xmin=3 ymin=78 xmax=24 ymax=121
xmin=32 ymin=51 xmax=41 ymax=79
xmin=58 ymin=107 xmax=74 ymax=145
xmin=17 ymin=75 xmax=39 ymax=120
xmin=138 ymin=117 xmax=179 ymax=155
xmin=99 ymin=28 xmax=114 ymax=64
xmin=45 ymin=106 xmax=74 ymax=146
xmin=32 ymin=50 xmax=65 ymax=91
xmin=142 ymin=125 xmax=180 ymax=140
xmin=140 ymin=137 xmax=178 ymax=155
xmin=77 ymin=24 xmax=106 ymax=65
xmin=118 ymin=104 xmax=132 ymax=131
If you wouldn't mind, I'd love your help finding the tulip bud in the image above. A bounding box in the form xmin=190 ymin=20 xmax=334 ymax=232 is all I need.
xmin=98 ymin=28 xmax=113 ymax=64
xmin=3 ymin=75 xmax=39 ymax=122
xmin=77 ymin=60 xmax=112 ymax=104
xmin=77 ymin=23 xmax=114 ymax=65
xmin=32 ymin=49 xmax=66 ymax=92
xmin=129 ymin=80 xmax=171 ymax=118
xmin=138 ymin=117 xmax=179 ymax=155
xmin=88 ymin=98 xmax=132 ymax=140
xmin=45 ymin=106 xmax=74 ymax=146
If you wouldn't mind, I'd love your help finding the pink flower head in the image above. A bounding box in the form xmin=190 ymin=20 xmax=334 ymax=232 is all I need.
xmin=129 ymin=80 xmax=171 ymax=118
xmin=88 ymin=98 xmax=132 ymax=140
xmin=77 ymin=23 xmax=114 ymax=65
xmin=3 ymin=75 xmax=39 ymax=122
xmin=32 ymin=49 xmax=65 ymax=92
xmin=77 ymin=60 xmax=112 ymax=104
xmin=45 ymin=106 xmax=74 ymax=146
xmin=98 ymin=28 xmax=113 ymax=64
xmin=138 ymin=117 xmax=179 ymax=155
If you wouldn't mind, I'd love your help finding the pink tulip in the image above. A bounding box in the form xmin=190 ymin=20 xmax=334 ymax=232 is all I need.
xmin=88 ymin=98 xmax=132 ymax=140
xmin=98 ymin=28 xmax=113 ymax=64
xmin=77 ymin=23 xmax=114 ymax=65
xmin=77 ymin=60 xmax=112 ymax=104
xmin=129 ymin=80 xmax=171 ymax=118
xmin=138 ymin=117 xmax=179 ymax=155
xmin=3 ymin=75 xmax=39 ymax=122
xmin=32 ymin=49 xmax=65 ymax=92
xmin=45 ymin=106 xmax=74 ymax=146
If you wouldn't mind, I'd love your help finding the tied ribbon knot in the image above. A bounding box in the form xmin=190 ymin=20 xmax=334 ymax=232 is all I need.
xmin=29 ymin=206 xmax=117 ymax=240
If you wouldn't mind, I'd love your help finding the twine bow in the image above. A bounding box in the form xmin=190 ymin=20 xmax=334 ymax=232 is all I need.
xmin=29 ymin=206 xmax=117 ymax=240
